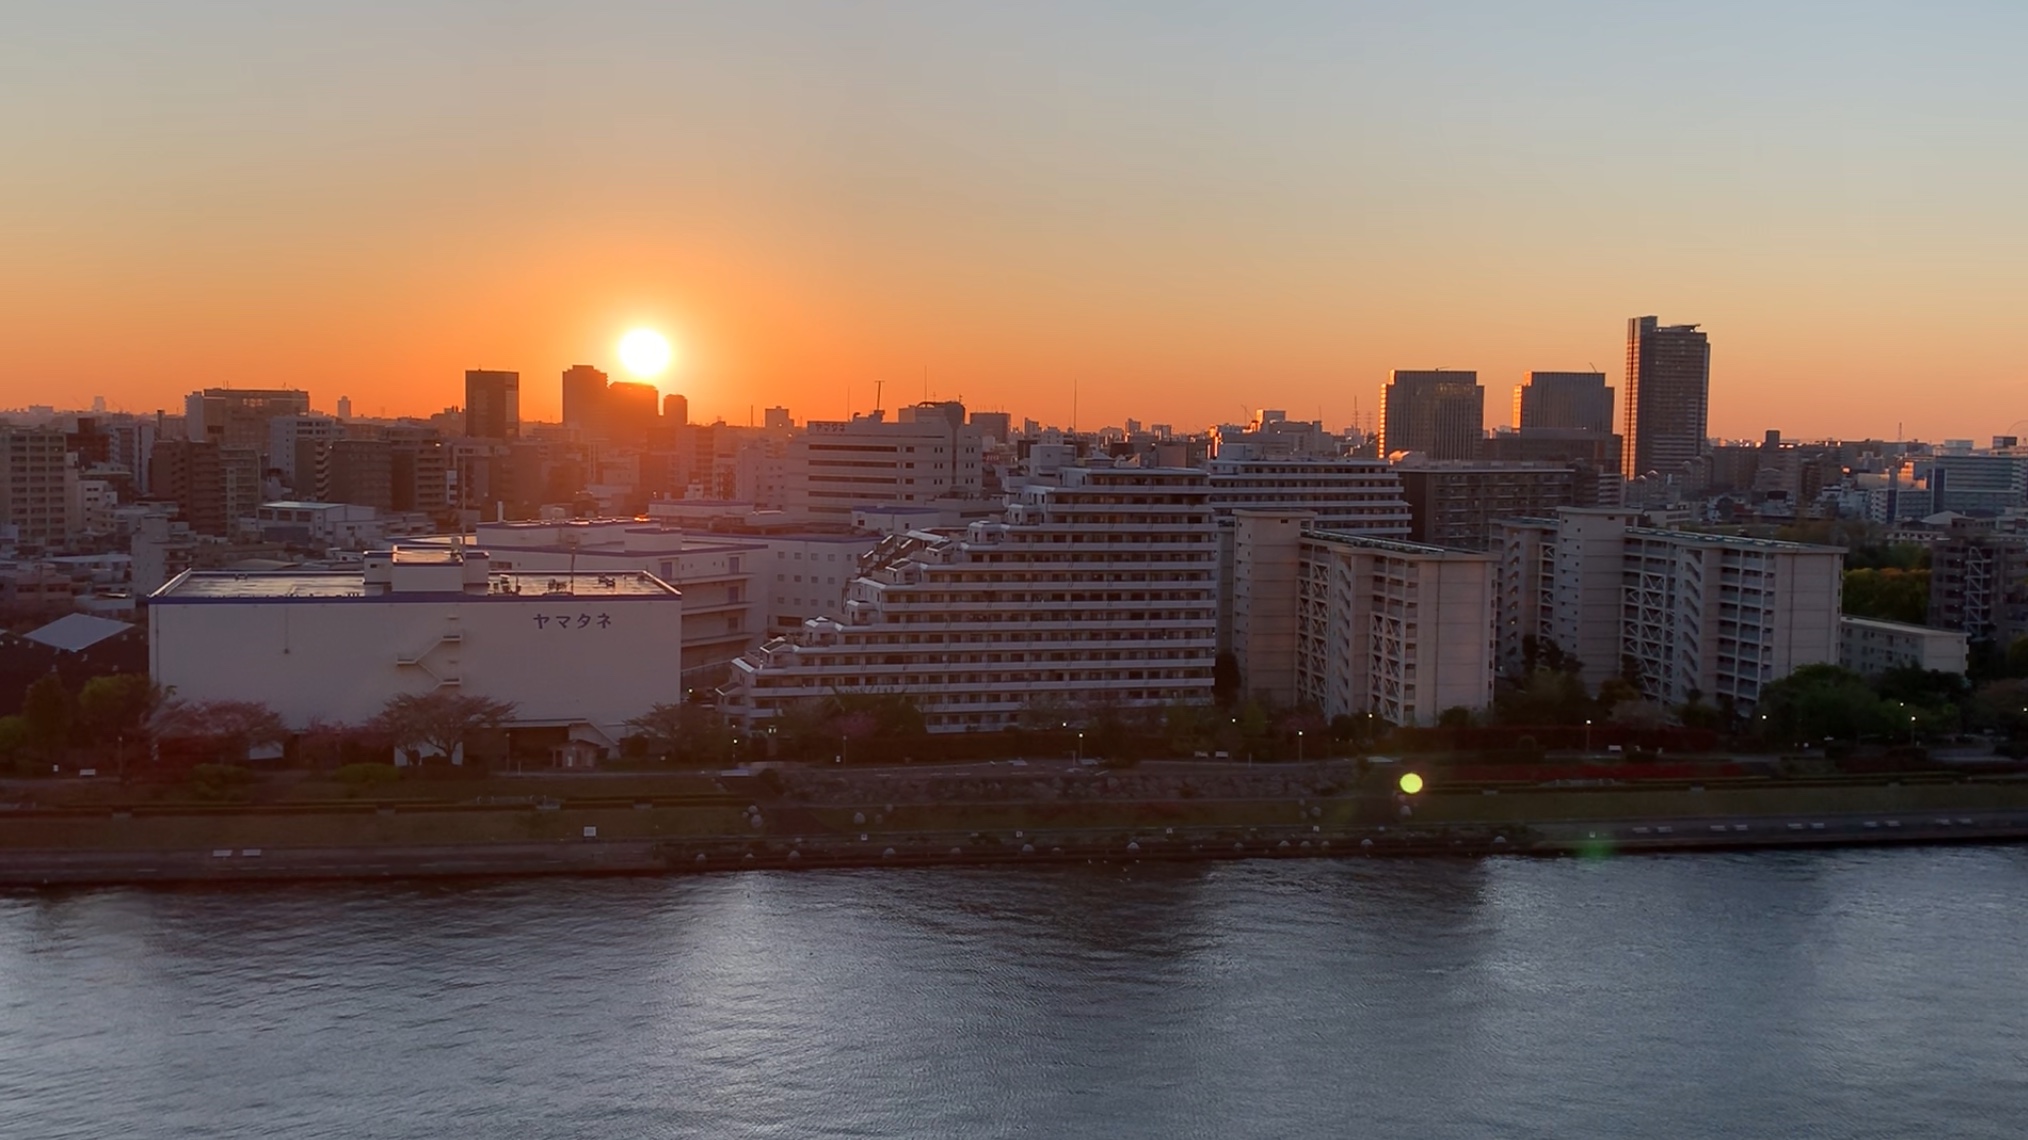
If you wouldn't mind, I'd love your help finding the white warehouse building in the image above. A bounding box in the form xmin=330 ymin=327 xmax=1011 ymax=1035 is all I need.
xmin=148 ymin=547 xmax=684 ymax=746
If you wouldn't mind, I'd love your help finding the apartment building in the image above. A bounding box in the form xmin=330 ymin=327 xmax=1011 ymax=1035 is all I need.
xmin=722 ymin=466 xmax=1217 ymax=732
xmin=1205 ymin=457 xmax=1413 ymax=650
xmin=0 ymin=427 xmax=76 ymax=545
xmin=1291 ymin=530 xmax=1494 ymax=725
xmin=1839 ymin=616 xmax=1969 ymax=678
xmin=1393 ymin=460 xmax=1581 ymax=550
xmin=1492 ymin=508 xmax=1842 ymax=708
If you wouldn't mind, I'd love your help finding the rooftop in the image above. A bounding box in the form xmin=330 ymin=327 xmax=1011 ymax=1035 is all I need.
xmin=152 ymin=569 xmax=679 ymax=602
xmin=1627 ymin=528 xmax=1847 ymax=554
xmin=1304 ymin=529 xmax=1491 ymax=558
xmin=24 ymin=613 xmax=135 ymax=652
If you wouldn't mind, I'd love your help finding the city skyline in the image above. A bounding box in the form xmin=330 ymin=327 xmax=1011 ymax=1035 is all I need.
xmin=7 ymin=2 xmax=2028 ymax=439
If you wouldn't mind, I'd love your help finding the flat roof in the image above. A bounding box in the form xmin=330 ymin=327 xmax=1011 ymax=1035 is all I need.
xmin=153 ymin=569 xmax=678 ymax=602
xmin=1303 ymin=529 xmax=1490 ymax=558
xmin=1626 ymin=528 xmax=1846 ymax=554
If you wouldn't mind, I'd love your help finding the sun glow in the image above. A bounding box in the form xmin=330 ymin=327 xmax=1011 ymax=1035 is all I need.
xmin=617 ymin=328 xmax=673 ymax=379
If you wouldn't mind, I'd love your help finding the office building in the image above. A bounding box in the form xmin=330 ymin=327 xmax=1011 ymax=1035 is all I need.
xmin=1514 ymin=371 xmax=1613 ymax=434
xmin=723 ymin=466 xmax=1217 ymax=732
xmin=970 ymin=411 xmax=1012 ymax=444
xmin=464 ymin=370 xmax=520 ymax=441
xmin=1623 ymin=317 xmax=1710 ymax=480
xmin=604 ymin=381 xmax=661 ymax=447
xmin=561 ymin=365 xmax=610 ymax=437
xmin=787 ymin=403 xmax=984 ymax=522
xmin=183 ymin=388 xmax=311 ymax=462
xmin=1379 ymin=370 xmax=1483 ymax=460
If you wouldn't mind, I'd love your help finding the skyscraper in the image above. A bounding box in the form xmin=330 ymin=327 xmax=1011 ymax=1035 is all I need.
xmin=464 ymin=370 xmax=520 ymax=440
xmin=1378 ymin=370 xmax=1483 ymax=459
xmin=1622 ymin=317 xmax=1710 ymax=479
xmin=560 ymin=365 xmax=610 ymax=437
xmin=1513 ymin=371 xmax=1612 ymax=433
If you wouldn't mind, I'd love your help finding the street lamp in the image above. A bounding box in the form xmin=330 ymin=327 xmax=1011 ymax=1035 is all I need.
xmin=1584 ymin=719 xmax=1592 ymax=754
xmin=1075 ymin=732 xmax=1084 ymax=763
xmin=1297 ymin=729 xmax=1305 ymax=762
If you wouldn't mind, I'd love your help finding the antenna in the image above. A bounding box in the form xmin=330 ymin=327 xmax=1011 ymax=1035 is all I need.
xmin=874 ymin=379 xmax=885 ymax=416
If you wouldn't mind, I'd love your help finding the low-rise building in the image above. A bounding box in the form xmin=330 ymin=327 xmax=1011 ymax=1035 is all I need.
xmin=409 ymin=520 xmax=760 ymax=687
xmin=148 ymin=548 xmax=683 ymax=746
xmin=1839 ymin=616 xmax=1969 ymax=677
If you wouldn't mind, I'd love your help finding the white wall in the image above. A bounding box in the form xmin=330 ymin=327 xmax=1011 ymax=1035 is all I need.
xmin=151 ymin=593 xmax=683 ymax=733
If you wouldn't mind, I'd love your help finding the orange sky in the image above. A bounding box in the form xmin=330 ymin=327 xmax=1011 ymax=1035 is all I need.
xmin=6 ymin=3 xmax=2027 ymax=441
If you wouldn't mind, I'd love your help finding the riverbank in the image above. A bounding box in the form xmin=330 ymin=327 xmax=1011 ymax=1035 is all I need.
xmin=5 ymin=758 xmax=2028 ymax=885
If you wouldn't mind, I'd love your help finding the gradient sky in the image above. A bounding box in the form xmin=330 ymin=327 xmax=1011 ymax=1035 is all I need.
xmin=6 ymin=1 xmax=2027 ymax=439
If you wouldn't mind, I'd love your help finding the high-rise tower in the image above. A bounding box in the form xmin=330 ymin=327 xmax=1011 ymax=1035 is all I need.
xmin=1379 ymin=370 xmax=1483 ymax=459
xmin=1513 ymin=371 xmax=1612 ymax=433
xmin=464 ymin=370 xmax=520 ymax=440
xmin=561 ymin=365 xmax=610 ymax=437
xmin=1622 ymin=317 xmax=1710 ymax=479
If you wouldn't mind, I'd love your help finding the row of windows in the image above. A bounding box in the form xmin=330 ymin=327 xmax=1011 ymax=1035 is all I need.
xmin=753 ymin=667 xmax=1210 ymax=690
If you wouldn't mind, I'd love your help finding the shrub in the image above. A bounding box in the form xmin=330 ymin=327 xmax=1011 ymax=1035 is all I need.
xmin=335 ymin=762 xmax=402 ymax=796
xmin=188 ymin=764 xmax=255 ymax=803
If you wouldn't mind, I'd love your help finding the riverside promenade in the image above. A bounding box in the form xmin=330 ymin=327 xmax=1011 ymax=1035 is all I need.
xmin=5 ymin=757 xmax=2027 ymax=886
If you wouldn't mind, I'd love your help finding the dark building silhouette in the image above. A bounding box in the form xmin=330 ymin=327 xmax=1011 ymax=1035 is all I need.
xmin=464 ymin=370 xmax=520 ymax=440
xmin=1623 ymin=316 xmax=1710 ymax=479
xmin=1379 ymin=370 xmax=1483 ymax=459
xmin=561 ymin=365 xmax=610 ymax=438
xmin=604 ymin=381 xmax=661 ymax=448
xmin=1514 ymin=371 xmax=1613 ymax=434
xmin=663 ymin=393 xmax=689 ymax=427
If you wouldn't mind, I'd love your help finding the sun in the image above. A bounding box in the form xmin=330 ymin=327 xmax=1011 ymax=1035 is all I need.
xmin=617 ymin=328 xmax=673 ymax=379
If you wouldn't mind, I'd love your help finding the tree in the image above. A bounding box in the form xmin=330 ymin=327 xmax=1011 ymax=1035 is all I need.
xmin=1756 ymin=664 xmax=1891 ymax=746
xmin=1495 ymin=667 xmax=1591 ymax=725
xmin=77 ymin=674 xmax=167 ymax=780
xmin=1842 ymin=567 xmax=1930 ymax=624
xmin=21 ymin=673 xmax=73 ymax=765
xmin=153 ymin=700 xmax=289 ymax=765
xmin=0 ymin=716 xmax=31 ymax=775
xmin=371 ymin=691 xmax=516 ymax=767
xmin=625 ymin=702 xmax=734 ymax=767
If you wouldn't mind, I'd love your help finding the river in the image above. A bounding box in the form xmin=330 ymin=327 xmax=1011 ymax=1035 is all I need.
xmin=3 ymin=848 xmax=2025 ymax=1138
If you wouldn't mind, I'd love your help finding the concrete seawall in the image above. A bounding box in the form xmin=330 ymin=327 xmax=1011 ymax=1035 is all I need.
xmin=6 ymin=807 xmax=2025 ymax=887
